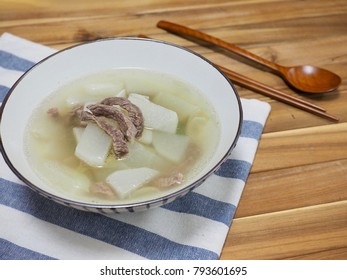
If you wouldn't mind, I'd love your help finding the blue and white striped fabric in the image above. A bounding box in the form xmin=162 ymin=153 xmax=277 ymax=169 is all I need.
xmin=0 ymin=33 xmax=271 ymax=260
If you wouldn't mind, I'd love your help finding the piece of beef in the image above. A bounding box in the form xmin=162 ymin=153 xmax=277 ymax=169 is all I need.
xmin=90 ymin=182 xmax=115 ymax=197
xmin=47 ymin=107 xmax=60 ymax=119
xmin=100 ymin=97 xmax=144 ymax=137
xmin=154 ymin=172 xmax=184 ymax=187
xmin=87 ymin=103 xmax=138 ymax=142
xmin=152 ymin=144 xmax=200 ymax=187
xmin=48 ymin=105 xmax=85 ymax=127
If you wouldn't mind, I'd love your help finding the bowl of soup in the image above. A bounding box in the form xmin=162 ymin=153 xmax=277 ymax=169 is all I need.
xmin=0 ymin=38 xmax=242 ymax=213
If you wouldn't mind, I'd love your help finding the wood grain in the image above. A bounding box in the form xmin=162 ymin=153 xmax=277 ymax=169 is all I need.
xmin=221 ymin=201 xmax=347 ymax=259
xmin=253 ymin=123 xmax=347 ymax=172
xmin=237 ymin=159 xmax=347 ymax=217
xmin=1 ymin=0 xmax=346 ymax=259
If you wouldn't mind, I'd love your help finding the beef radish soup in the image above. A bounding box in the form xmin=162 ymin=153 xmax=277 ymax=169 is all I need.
xmin=24 ymin=68 xmax=220 ymax=204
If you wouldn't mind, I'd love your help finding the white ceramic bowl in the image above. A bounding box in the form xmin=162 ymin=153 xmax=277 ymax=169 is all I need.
xmin=0 ymin=38 xmax=242 ymax=213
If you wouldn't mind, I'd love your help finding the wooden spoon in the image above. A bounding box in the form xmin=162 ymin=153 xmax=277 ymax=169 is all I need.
xmin=157 ymin=20 xmax=342 ymax=94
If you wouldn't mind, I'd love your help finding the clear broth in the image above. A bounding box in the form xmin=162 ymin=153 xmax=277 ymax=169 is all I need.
xmin=25 ymin=68 xmax=220 ymax=204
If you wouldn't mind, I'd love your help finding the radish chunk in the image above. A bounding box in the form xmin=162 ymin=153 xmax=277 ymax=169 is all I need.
xmin=138 ymin=128 xmax=153 ymax=145
xmin=103 ymin=141 xmax=168 ymax=170
xmin=72 ymin=127 xmax=85 ymax=143
xmin=186 ymin=116 xmax=217 ymax=151
xmin=42 ymin=160 xmax=90 ymax=192
xmin=75 ymin=123 xmax=112 ymax=167
xmin=83 ymin=82 xmax=124 ymax=97
xmin=153 ymin=92 xmax=199 ymax=122
xmin=124 ymin=141 xmax=168 ymax=169
xmin=116 ymin=89 xmax=127 ymax=98
xmin=106 ymin=167 xmax=159 ymax=199
xmin=128 ymin=93 xmax=178 ymax=133
xmin=66 ymin=95 xmax=97 ymax=108
xmin=152 ymin=131 xmax=191 ymax=163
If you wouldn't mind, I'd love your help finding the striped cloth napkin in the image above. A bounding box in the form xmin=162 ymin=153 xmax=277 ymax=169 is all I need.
xmin=0 ymin=33 xmax=271 ymax=260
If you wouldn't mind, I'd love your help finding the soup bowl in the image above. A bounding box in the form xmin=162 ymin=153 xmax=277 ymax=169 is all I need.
xmin=0 ymin=38 xmax=242 ymax=213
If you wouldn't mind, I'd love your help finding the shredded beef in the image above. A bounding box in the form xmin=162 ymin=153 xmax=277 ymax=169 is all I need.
xmin=87 ymin=103 xmax=137 ymax=142
xmin=48 ymin=106 xmax=85 ymax=128
xmin=154 ymin=172 xmax=184 ymax=187
xmin=152 ymin=144 xmax=200 ymax=187
xmin=67 ymin=105 xmax=84 ymax=126
xmin=100 ymin=97 xmax=144 ymax=137
xmin=90 ymin=182 xmax=115 ymax=197
xmin=47 ymin=107 xmax=60 ymax=119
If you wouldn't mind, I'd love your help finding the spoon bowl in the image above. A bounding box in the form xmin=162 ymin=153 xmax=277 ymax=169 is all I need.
xmin=279 ymin=65 xmax=342 ymax=93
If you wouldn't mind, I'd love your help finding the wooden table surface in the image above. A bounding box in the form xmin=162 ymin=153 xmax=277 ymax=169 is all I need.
xmin=1 ymin=0 xmax=346 ymax=260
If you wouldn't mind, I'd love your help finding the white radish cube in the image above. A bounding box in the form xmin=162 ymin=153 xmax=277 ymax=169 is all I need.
xmin=138 ymin=128 xmax=153 ymax=145
xmin=102 ymin=141 xmax=168 ymax=171
xmin=72 ymin=127 xmax=85 ymax=143
xmin=75 ymin=123 xmax=112 ymax=167
xmin=106 ymin=167 xmax=159 ymax=199
xmin=83 ymin=82 xmax=124 ymax=97
xmin=186 ymin=116 xmax=218 ymax=150
xmin=152 ymin=131 xmax=191 ymax=163
xmin=153 ymin=92 xmax=199 ymax=122
xmin=42 ymin=160 xmax=90 ymax=192
xmin=124 ymin=76 xmax=158 ymax=98
xmin=128 ymin=93 xmax=178 ymax=133
xmin=116 ymin=89 xmax=127 ymax=98
xmin=66 ymin=95 xmax=97 ymax=108
xmin=122 ymin=141 xmax=168 ymax=170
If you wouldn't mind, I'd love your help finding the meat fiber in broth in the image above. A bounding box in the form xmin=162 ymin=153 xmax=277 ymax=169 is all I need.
xmin=24 ymin=68 xmax=220 ymax=204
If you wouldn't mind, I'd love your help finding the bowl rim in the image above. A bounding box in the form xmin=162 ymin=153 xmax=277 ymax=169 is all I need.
xmin=0 ymin=37 xmax=243 ymax=211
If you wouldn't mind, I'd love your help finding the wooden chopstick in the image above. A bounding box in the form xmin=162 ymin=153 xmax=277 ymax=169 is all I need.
xmin=217 ymin=65 xmax=339 ymax=122
xmin=218 ymin=65 xmax=327 ymax=112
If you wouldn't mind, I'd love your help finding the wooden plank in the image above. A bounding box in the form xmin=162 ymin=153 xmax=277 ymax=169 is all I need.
xmin=252 ymin=123 xmax=347 ymax=172
xmin=287 ymin=248 xmax=347 ymax=260
xmin=236 ymin=159 xmax=347 ymax=218
xmin=220 ymin=201 xmax=347 ymax=259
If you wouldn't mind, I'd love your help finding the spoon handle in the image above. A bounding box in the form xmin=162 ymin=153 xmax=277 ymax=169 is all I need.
xmin=157 ymin=20 xmax=279 ymax=72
